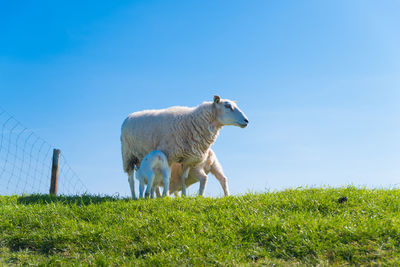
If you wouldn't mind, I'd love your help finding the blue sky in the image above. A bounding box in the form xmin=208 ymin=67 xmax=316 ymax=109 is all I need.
xmin=1 ymin=1 xmax=399 ymax=196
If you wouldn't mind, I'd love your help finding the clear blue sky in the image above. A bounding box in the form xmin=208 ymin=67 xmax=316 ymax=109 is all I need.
xmin=1 ymin=1 xmax=399 ymax=196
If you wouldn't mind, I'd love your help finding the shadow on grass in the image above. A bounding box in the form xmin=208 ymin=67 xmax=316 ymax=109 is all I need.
xmin=17 ymin=194 xmax=131 ymax=206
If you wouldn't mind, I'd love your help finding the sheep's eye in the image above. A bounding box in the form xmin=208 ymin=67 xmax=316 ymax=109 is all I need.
xmin=224 ymin=103 xmax=232 ymax=109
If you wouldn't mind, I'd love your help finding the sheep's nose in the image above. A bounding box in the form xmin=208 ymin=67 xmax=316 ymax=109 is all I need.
xmin=244 ymin=118 xmax=249 ymax=124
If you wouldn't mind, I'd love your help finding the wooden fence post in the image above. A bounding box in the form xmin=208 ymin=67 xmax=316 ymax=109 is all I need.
xmin=50 ymin=149 xmax=61 ymax=195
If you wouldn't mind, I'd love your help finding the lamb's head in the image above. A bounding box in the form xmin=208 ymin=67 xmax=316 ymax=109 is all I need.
xmin=213 ymin=95 xmax=249 ymax=128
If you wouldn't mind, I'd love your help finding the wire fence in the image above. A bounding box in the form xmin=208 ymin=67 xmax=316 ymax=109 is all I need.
xmin=0 ymin=107 xmax=87 ymax=196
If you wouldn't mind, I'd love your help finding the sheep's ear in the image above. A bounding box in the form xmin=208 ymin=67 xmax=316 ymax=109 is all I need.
xmin=213 ymin=95 xmax=220 ymax=104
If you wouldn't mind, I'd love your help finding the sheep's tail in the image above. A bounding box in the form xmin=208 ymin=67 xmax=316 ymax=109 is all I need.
xmin=121 ymin=134 xmax=139 ymax=174
xmin=124 ymin=156 xmax=138 ymax=174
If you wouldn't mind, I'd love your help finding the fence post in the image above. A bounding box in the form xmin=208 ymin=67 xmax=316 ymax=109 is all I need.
xmin=50 ymin=149 xmax=61 ymax=195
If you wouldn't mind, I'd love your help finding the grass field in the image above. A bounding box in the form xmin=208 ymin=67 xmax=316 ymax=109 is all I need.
xmin=1 ymin=187 xmax=400 ymax=266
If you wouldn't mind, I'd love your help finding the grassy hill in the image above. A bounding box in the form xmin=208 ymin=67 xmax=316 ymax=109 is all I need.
xmin=1 ymin=187 xmax=400 ymax=266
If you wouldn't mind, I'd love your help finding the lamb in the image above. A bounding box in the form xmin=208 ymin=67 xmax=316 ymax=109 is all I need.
xmin=121 ymin=95 xmax=248 ymax=199
xmin=157 ymin=149 xmax=229 ymax=196
xmin=135 ymin=150 xmax=170 ymax=198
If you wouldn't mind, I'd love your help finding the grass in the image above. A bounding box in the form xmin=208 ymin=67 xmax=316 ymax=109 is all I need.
xmin=1 ymin=187 xmax=400 ymax=266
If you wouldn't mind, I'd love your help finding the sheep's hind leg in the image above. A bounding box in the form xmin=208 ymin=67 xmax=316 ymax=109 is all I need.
xmin=128 ymin=171 xmax=136 ymax=200
xmin=210 ymin=161 xmax=230 ymax=196
xmin=181 ymin=166 xmax=190 ymax=196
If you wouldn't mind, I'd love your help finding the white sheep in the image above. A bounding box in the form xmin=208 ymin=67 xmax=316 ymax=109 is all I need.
xmin=135 ymin=150 xmax=170 ymax=198
xmin=157 ymin=149 xmax=229 ymax=196
xmin=121 ymin=95 xmax=248 ymax=199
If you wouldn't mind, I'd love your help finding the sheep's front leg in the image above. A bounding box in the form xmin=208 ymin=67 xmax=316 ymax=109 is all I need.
xmin=128 ymin=172 xmax=136 ymax=200
xmin=181 ymin=166 xmax=190 ymax=196
xmin=210 ymin=160 xmax=230 ymax=196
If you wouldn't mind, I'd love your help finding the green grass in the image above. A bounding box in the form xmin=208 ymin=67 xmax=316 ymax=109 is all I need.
xmin=1 ymin=187 xmax=400 ymax=266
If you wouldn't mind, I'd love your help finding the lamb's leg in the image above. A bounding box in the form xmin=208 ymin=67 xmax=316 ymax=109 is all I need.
xmin=162 ymin=170 xmax=170 ymax=197
xmin=145 ymin=172 xmax=155 ymax=198
xmin=181 ymin=166 xmax=190 ymax=196
xmin=128 ymin=171 xmax=136 ymax=200
xmin=210 ymin=160 xmax=230 ymax=196
xmin=139 ymin=179 xmax=145 ymax=199
xmin=193 ymin=168 xmax=208 ymax=196
xmin=198 ymin=175 xmax=208 ymax=196
xmin=155 ymin=187 xmax=162 ymax=198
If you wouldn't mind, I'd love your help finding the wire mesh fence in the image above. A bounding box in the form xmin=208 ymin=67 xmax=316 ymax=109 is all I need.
xmin=0 ymin=107 xmax=87 ymax=195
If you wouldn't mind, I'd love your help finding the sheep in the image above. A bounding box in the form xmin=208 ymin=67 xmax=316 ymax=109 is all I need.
xmin=121 ymin=95 xmax=248 ymax=199
xmin=135 ymin=150 xmax=170 ymax=198
xmin=155 ymin=149 xmax=229 ymax=197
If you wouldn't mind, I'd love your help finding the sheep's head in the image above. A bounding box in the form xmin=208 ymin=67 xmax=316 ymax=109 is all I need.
xmin=213 ymin=95 xmax=249 ymax=128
